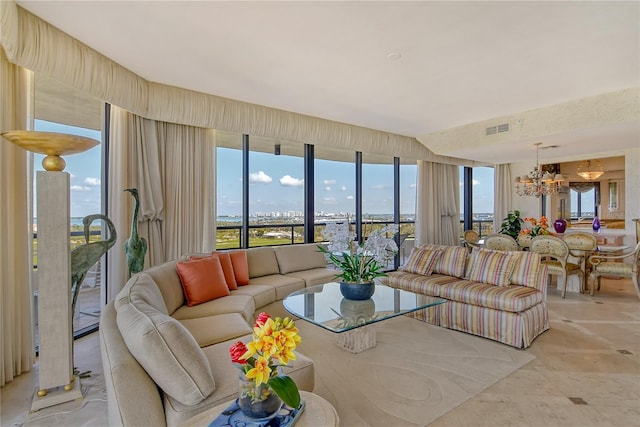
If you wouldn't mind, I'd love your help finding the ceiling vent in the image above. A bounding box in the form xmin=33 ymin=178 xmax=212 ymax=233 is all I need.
xmin=485 ymin=122 xmax=510 ymax=136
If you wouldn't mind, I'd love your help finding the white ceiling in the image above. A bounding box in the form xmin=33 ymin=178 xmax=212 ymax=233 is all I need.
xmin=16 ymin=1 xmax=640 ymax=164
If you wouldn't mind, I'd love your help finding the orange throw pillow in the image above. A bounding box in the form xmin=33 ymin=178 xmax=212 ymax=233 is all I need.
xmin=211 ymin=252 xmax=238 ymax=290
xmin=176 ymin=256 xmax=230 ymax=306
xmin=228 ymin=250 xmax=249 ymax=286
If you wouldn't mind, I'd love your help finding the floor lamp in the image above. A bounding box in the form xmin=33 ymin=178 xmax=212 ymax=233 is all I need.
xmin=1 ymin=131 xmax=99 ymax=411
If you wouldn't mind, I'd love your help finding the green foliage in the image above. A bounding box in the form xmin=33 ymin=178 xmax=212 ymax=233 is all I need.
xmin=317 ymin=245 xmax=387 ymax=283
xmin=500 ymin=210 xmax=524 ymax=239
xmin=268 ymin=375 xmax=301 ymax=409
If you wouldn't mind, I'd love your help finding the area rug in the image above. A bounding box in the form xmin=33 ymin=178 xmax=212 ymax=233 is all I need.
xmin=294 ymin=315 xmax=535 ymax=427
xmin=7 ymin=316 xmax=534 ymax=427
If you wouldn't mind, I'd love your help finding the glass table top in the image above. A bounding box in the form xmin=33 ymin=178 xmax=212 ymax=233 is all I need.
xmin=283 ymin=282 xmax=446 ymax=333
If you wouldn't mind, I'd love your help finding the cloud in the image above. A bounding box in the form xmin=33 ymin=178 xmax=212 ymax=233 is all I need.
xmin=473 ymin=179 xmax=480 ymax=186
xmin=325 ymin=186 xmax=331 ymax=191
xmin=85 ymin=177 xmax=101 ymax=186
xmin=70 ymin=185 xmax=92 ymax=192
xmin=371 ymin=184 xmax=386 ymax=190
xmin=346 ymin=195 xmax=354 ymax=200
xmin=249 ymin=171 xmax=272 ymax=184
xmin=340 ymin=186 xmax=347 ymax=191
xmin=280 ymin=175 xmax=304 ymax=187
xmin=323 ymin=179 xmax=336 ymax=185
xmin=323 ymin=197 xmax=336 ymax=202
xmin=409 ymin=183 xmax=416 ymax=188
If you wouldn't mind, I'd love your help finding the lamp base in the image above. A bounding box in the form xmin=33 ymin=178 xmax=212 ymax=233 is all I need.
xmin=30 ymin=375 xmax=83 ymax=412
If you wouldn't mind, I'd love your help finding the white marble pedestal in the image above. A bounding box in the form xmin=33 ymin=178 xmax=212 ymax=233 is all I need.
xmin=32 ymin=171 xmax=82 ymax=411
xmin=336 ymin=325 xmax=377 ymax=353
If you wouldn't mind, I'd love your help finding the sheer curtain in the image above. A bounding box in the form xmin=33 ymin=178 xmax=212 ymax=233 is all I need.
xmin=106 ymin=106 xmax=216 ymax=299
xmin=0 ymin=47 xmax=35 ymax=386
xmin=493 ymin=164 xmax=513 ymax=233
xmin=415 ymin=161 xmax=460 ymax=246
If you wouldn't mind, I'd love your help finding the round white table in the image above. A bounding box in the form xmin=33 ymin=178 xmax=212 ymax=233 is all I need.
xmin=180 ymin=391 xmax=339 ymax=426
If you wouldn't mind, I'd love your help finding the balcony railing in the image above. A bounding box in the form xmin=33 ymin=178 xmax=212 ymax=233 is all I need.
xmin=33 ymin=219 xmax=494 ymax=261
xmin=218 ymin=219 xmax=493 ymax=249
xmin=217 ymin=220 xmax=417 ymax=249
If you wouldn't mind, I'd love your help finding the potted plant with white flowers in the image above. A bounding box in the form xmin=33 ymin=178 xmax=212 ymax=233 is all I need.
xmin=317 ymin=221 xmax=399 ymax=300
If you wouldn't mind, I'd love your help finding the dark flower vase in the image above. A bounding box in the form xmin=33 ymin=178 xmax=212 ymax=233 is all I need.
xmin=340 ymin=282 xmax=375 ymax=300
xmin=553 ymin=218 xmax=567 ymax=233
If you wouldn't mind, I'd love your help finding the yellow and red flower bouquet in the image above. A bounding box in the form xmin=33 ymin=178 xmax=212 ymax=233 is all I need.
xmin=229 ymin=312 xmax=302 ymax=409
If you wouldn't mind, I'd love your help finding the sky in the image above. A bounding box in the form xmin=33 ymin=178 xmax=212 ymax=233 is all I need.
xmin=216 ymin=149 xmax=496 ymax=217
xmin=33 ymin=120 xmax=496 ymax=218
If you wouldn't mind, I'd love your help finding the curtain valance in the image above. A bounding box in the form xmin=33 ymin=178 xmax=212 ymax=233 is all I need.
xmin=0 ymin=1 xmax=474 ymax=166
xmin=569 ymin=182 xmax=599 ymax=193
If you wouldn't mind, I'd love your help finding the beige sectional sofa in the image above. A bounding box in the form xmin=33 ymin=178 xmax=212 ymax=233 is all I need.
xmin=382 ymin=244 xmax=549 ymax=349
xmin=100 ymin=243 xmax=335 ymax=427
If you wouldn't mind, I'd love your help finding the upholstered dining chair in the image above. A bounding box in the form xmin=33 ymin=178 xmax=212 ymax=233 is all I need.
xmin=562 ymin=232 xmax=598 ymax=292
xmin=516 ymin=233 xmax=532 ymax=249
xmin=530 ymin=235 xmax=582 ymax=298
xmin=463 ymin=230 xmax=481 ymax=253
xmin=483 ymin=233 xmax=519 ymax=251
xmin=588 ymin=241 xmax=640 ymax=300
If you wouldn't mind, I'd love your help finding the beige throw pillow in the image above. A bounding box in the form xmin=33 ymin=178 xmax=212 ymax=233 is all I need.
xmin=116 ymin=296 xmax=215 ymax=405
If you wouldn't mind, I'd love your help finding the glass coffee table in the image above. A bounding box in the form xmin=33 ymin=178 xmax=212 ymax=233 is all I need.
xmin=283 ymin=282 xmax=446 ymax=353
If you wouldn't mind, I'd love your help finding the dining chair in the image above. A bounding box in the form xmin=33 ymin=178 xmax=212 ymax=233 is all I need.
xmin=562 ymin=232 xmax=598 ymax=292
xmin=463 ymin=230 xmax=481 ymax=253
xmin=516 ymin=233 xmax=532 ymax=249
xmin=483 ymin=233 xmax=519 ymax=251
xmin=530 ymin=235 xmax=582 ymax=298
xmin=588 ymin=241 xmax=640 ymax=300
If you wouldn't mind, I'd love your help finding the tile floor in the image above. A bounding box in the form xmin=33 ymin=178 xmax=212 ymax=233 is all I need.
xmin=2 ymin=277 xmax=639 ymax=426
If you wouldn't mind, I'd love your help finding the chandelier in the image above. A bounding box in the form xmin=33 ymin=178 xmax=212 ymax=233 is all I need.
xmin=514 ymin=143 xmax=564 ymax=198
xmin=576 ymin=159 xmax=604 ymax=180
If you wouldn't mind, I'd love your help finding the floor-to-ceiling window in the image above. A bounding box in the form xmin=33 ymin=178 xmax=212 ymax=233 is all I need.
xmin=399 ymin=162 xmax=417 ymax=264
xmin=362 ymin=153 xmax=394 ymax=268
xmin=460 ymin=165 xmax=494 ymax=238
xmin=217 ymin=132 xmax=306 ymax=248
xmin=216 ymin=131 xmax=244 ymax=248
xmin=248 ymin=137 xmax=305 ymax=246
xmin=215 ymin=134 xmax=415 ymax=254
xmin=314 ymin=147 xmax=356 ymax=240
xmin=473 ymin=166 xmax=495 ymax=236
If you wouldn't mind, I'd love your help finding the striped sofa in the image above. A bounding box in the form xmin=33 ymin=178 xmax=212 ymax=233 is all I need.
xmin=381 ymin=244 xmax=549 ymax=349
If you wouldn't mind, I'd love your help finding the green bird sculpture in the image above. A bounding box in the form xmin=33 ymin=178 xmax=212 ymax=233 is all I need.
xmin=70 ymin=214 xmax=117 ymax=317
xmin=124 ymin=188 xmax=147 ymax=278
